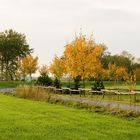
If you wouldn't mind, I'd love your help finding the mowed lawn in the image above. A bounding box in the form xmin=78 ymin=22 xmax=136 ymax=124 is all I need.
xmin=0 ymin=94 xmax=140 ymax=140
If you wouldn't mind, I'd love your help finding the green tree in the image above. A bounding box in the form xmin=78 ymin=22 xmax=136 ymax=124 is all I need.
xmin=37 ymin=75 xmax=53 ymax=86
xmin=0 ymin=29 xmax=32 ymax=80
xmin=102 ymin=54 xmax=132 ymax=70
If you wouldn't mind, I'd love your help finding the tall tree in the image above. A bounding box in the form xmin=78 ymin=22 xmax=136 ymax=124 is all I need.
xmin=65 ymin=33 xmax=105 ymax=88
xmin=0 ymin=29 xmax=32 ymax=80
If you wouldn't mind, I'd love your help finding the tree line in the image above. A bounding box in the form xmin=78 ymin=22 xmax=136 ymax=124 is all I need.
xmin=0 ymin=29 xmax=140 ymax=90
xmin=39 ymin=32 xmax=140 ymax=90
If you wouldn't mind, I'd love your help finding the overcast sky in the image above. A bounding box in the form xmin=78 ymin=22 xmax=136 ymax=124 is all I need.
xmin=1 ymin=0 xmax=140 ymax=65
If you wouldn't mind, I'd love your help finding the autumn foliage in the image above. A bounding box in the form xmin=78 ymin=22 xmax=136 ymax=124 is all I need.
xmin=39 ymin=65 xmax=49 ymax=76
xmin=19 ymin=54 xmax=38 ymax=80
xmin=64 ymin=34 xmax=105 ymax=81
xmin=50 ymin=56 xmax=66 ymax=80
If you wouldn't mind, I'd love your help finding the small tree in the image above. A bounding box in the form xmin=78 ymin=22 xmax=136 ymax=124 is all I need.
xmin=37 ymin=65 xmax=52 ymax=86
xmin=39 ymin=65 xmax=49 ymax=76
xmin=125 ymin=73 xmax=136 ymax=92
xmin=92 ymin=80 xmax=104 ymax=91
xmin=19 ymin=55 xmax=38 ymax=80
xmin=37 ymin=74 xmax=53 ymax=86
xmin=116 ymin=66 xmax=128 ymax=81
xmin=108 ymin=63 xmax=118 ymax=81
xmin=53 ymin=78 xmax=61 ymax=88
xmin=18 ymin=60 xmax=28 ymax=80
xmin=50 ymin=56 xmax=66 ymax=88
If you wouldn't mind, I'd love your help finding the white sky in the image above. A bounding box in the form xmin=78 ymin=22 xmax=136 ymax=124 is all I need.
xmin=1 ymin=0 xmax=140 ymax=66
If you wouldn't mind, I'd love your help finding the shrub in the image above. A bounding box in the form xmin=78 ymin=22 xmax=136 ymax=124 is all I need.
xmin=53 ymin=78 xmax=61 ymax=88
xmin=16 ymin=85 xmax=50 ymax=100
xmin=37 ymin=74 xmax=53 ymax=86
xmin=92 ymin=80 xmax=104 ymax=91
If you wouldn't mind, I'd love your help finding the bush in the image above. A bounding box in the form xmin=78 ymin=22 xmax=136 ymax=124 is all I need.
xmin=16 ymin=85 xmax=50 ymax=100
xmin=92 ymin=80 xmax=104 ymax=91
xmin=53 ymin=78 xmax=61 ymax=88
xmin=37 ymin=74 xmax=53 ymax=86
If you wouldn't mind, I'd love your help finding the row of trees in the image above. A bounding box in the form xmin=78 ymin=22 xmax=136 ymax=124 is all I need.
xmin=1 ymin=29 xmax=140 ymax=90
xmin=17 ymin=32 xmax=140 ymax=90
xmin=47 ymin=33 xmax=140 ymax=89
xmin=0 ymin=29 xmax=38 ymax=81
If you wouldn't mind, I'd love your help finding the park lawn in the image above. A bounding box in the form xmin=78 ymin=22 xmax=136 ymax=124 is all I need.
xmin=0 ymin=94 xmax=140 ymax=140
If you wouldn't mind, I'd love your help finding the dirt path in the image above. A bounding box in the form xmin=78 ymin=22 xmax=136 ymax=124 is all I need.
xmin=53 ymin=95 xmax=140 ymax=112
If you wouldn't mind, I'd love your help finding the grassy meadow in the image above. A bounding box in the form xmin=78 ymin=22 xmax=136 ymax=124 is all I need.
xmin=61 ymin=80 xmax=140 ymax=91
xmin=0 ymin=94 xmax=140 ymax=140
xmin=0 ymin=81 xmax=34 ymax=88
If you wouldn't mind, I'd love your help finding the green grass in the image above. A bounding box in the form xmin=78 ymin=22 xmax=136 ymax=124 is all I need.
xmin=62 ymin=80 xmax=140 ymax=91
xmin=0 ymin=94 xmax=140 ymax=140
xmin=1 ymin=80 xmax=140 ymax=91
xmin=0 ymin=81 xmax=34 ymax=88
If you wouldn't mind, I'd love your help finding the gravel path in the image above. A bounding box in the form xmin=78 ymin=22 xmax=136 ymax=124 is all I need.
xmin=0 ymin=88 xmax=16 ymax=93
xmin=54 ymin=96 xmax=140 ymax=112
xmin=1 ymin=88 xmax=140 ymax=112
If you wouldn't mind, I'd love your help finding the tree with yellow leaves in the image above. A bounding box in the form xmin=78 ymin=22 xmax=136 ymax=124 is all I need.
xmin=135 ymin=68 xmax=140 ymax=81
xmin=19 ymin=54 xmax=38 ymax=80
xmin=64 ymin=33 xmax=105 ymax=88
xmin=125 ymin=73 xmax=136 ymax=92
xmin=39 ymin=65 xmax=49 ymax=76
xmin=108 ymin=64 xmax=116 ymax=80
xmin=50 ymin=56 xmax=66 ymax=88
xmin=116 ymin=66 xmax=128 ymax=81
xmin=37 ymin=65 xmax=53 ymax=86
xmin=107 ymin=63 xmax=129 ymax=81
xmin=18 ymin=60 xmax=28 ymax=80
xmin=50 ymin=56 xmax=66 ymax=79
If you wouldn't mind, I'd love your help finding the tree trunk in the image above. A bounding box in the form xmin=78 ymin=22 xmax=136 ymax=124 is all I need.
xmin=30 ymin=73 xmax=32 ymax=81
